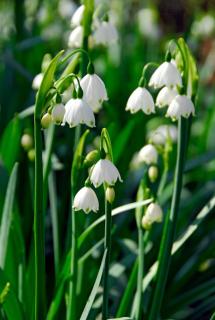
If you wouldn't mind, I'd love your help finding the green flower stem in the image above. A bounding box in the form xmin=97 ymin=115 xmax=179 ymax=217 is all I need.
xmin=102 ymin=197 xmax=112 ymax=320
xmin=148 ymin=117 xmax=188 ymax=320
xmin=34 ymin=116 xmax=46 ymax=320
xmin=136 ymin=225 xmax=144 ymax=320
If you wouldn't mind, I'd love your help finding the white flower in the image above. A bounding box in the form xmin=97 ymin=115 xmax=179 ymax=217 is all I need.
xmin=126 ymin=87 xmax=155 ymax=114
xmin=73 ymin=186 xmax=99 ymax=213
xmin=90 ymin=159 xmax=122 ymax=188
xmin=51 ymin=104 xmax=65 ymax=124
xmin=93 ymin=21 xmax=118 ymax=46
xmin=149 ymin=62 xmax=182 ymax=89
xmin=166 ymin=95 xmax=195 ymax=120
xmin=137 ymin=8 xmax=160 ymax=40
xmin=138 ymin=144 xmax=158 ymax=165
xmin=80 ymin=73 xmax=108 ymax=112
xmin=32 ymin=73 xmax=43 ymax=90
xmin=145 ymin=203 xmax=163 ymax=223
xmin=62 ymin=98 xmax=95 ymax=128
xmin=149 ymin=125 xmax=178 ymax=145
xmin=156 ymin=87 xmax=178 ymax=108
xmin=68 ymin=26 xmax=83 ymax=48
xmin=71 ymin=5 xmax=85 ymax=27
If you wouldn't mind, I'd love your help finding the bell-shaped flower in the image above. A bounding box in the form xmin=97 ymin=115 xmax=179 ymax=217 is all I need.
xmin=156 ymin=87 xmax=178 ymax=108
xmin=62 ymin=97 xmax=95 ymax=128
xmin=90 ymin=159 xmax=122 ymax=188
xmin=126 ymin=87 xmax=155 ymax=114
xmin=138 ymin=144 xmax=158 ymax=165
xmin=149 ymin=125 xmax=178 ymax=145
xmin=73 ymin=186 xmax=99 ymax=213
xmin=32 ymin=73 xmax=43 ymax=90
xmin=68 ymin=26 xmax=83 ymax=48
xmin=71 ymin=5 xmax=85 ymax=27
xmin=149 ymin=62 xmax=182 ymax=89
xmin=142 ymin=203 xmax=163 ymax=229
xmin=93 ymin=21 xmax=118 ymax=46
xmin=80 ymin=72 xmax=108 ymax=112
xmin=51 ymin=104 xmax=65 ymax=124
xmin=166 ymin=94 xmax=195 ymax=120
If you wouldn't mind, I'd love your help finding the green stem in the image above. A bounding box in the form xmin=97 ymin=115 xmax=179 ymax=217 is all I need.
xmin=136 ymin=226 xmax=144 ymax=320
xmin=148 ymin=117 xmax=188 ymax=320
xmin=34 ymin=117 xmax=46 ymax=320
xmin=49 ymin=171 xmax=60 ymax=277
xmin=157 ymin=165 xmax=168 ymax=199
xmin=102 ymin=198 xmax=112 ymax=319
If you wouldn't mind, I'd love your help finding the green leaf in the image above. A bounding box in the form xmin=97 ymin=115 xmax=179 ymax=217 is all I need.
xmin=0 ymin=268 xmax=24 ymax=320
xmin=80 ymin=249 xmax=107 ymax=320
xmin=78 ymin=199 xmax=152 ymax=249
xmin=112 ymin=120 xmax=136 ymax=164
xmin=35 ymin=50 xmax=64 ymax=117
xmin=0 ymin=117 xmax=21 ymax=172
xmin=101 ymin=128 xmax=113 ymax=161
xmin=71 ymin=129 xmax=90 ymax=188
xmin=0 ymin=163 xmax=18 ymax=269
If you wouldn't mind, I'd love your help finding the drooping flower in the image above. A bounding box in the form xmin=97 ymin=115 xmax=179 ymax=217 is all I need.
xmin=51 ymin=104 xmax=65 ymax=124
xmin=126 ymin=87 xmax=155 ymax=114
xmin=62 ymin=98 xmax=95 ymax=128
xmin=93 ymin=21 xmax=118 ymax=46
xmin=73 ymin=186 xmax=99 ymax=213
xmin=149 ymin=62 xmax=182 ymax=89
xmin=166 ymin=94 xmax=195 ymax=120
xmin=80 ymin=72 xmax=108 ymax=112
xmin=138 ymin=144 xmax=158 ymax=165
xmin=156 ymin=87 xmax=178 ymax=108
xmin=90 ymin=159 xmax=122 ymax=188
xmin=71 ymin=4 xmax=85 ymax=27
xmin=145 ymin=203 xmax=163 ymax=223
xmin=149 ymin=125 xmax=178 ymax=145
xmin=32 ymin=73 xmax=43 ymax=90
xmin=142 ymin=202 xmax=163 ymax=229
xmin=68 ymin=26 xmax=83 ymax=48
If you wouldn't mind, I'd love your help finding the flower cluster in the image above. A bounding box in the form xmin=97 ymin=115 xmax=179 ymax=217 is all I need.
xmin=38 ymin=60 xmax=107 ymax=129
xmin=68 ymin=4 xmax=118 ymax=49
xmin=73 ymin=149 xmax=122 ymax=214
xmin=126 ymin=55 xmax=195 ymax=121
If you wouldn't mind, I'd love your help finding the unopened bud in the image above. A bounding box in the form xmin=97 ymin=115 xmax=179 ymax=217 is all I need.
xmin=105 ymin=187 xmax=115 ymax=204
xmin=142 ymin=215 xmax=152 ymax=230
xmin=148 ymin=166 xmax=158 ymax=183
xmin=83 ymin=150 xmax=100 ymax=168
xmin=28 ymin=149 xmax=35 ymax=162
xmin=21 ymin=134 xmax=33 ymax=151
xmin=41 ymin=113 xmax=52 ymax=129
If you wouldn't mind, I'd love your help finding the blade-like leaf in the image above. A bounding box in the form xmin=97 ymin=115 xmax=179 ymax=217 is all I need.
xmin=0 ymin=163 xmax=19 ymax=268
xmin=78 ymin=199 xmax=152 ymax=248
xmin=80 ymin=249 xmax=107 ymax=320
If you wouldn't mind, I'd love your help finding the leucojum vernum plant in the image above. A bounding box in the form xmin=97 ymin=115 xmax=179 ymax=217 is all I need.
xmin=3 ymin=1 xmax=215 ymax=320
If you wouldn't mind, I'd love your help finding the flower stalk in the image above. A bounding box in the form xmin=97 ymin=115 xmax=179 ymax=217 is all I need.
xmin=34 ymin=116 xmax=46 ymax=320
xmin=102 ymin=194 xmax=112 ymax=319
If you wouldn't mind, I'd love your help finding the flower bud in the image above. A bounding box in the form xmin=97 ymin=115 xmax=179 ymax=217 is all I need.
xmin=28 ymin=149 xmax=35 ymax=162
xmin=83 ymin=150 xmax=100 ymax=168
xmin=41 ymin=113 xmax=52 ymax=129
xmin=21 ymin=134 xmax=33 ymax=151
xmin=148 ymin=166 xmax=158 ymax=183
xmin=105 ymin=187 xmax=115 ymax=204
xmin=142 ymin=215 xmax=152 ymax=230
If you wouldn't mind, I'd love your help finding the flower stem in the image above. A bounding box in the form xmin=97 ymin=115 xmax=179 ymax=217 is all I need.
xmin=102 ymin=197 xmax=112 ymax=319
xmin=34 ymin=116 xmax=46 ymax=320
xmin=148 ymin=117 xmax=188 ymax=320
xmin=136 ymin=224 xmax=144 ymax=320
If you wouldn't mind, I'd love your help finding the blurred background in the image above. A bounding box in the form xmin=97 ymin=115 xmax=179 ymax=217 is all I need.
xmin=0 ymin=1 xmax=215 ymax=319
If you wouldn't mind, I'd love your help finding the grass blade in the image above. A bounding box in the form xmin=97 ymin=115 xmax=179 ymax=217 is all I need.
xmin=0 ymin=163 xmax=18 ymax=268
xmin=80 ymin=249 xmax=107 ymax=320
